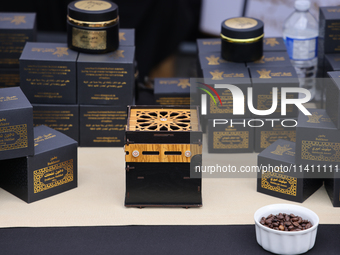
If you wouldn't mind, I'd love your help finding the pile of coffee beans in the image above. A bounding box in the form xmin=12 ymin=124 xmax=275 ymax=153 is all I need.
xmin=260 ymin=213 xmax=313 ymax=231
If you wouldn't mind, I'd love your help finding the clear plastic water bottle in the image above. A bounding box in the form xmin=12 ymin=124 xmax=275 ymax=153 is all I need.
xmin=283 ymin=0 xmax=318 ymax=100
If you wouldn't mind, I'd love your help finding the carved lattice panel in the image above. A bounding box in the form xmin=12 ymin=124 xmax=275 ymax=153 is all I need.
xmin=128 ymin=109 xmax=199 ymax=131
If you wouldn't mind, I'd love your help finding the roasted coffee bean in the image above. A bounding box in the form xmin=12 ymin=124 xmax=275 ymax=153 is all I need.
xmin=260 ymin=213 xmax=313 ymax=231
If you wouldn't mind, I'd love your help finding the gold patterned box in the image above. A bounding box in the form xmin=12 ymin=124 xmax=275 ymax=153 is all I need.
xmin=296 ymin=108 xmax=340 ymax=167
xmin=0 ymin=125 xmax=77 ymax=203
xmin=257 ymin=139 xmax=322 ymax=203
xmin=0 ymin=87 xmax=34 ymax=160
xmin=0 ymin=68 xmax=20 ymax=88
xmin=0 ymin=12 xmax=36 ymax=68
xmin=263 ymin=37 xmax=287 ymax=52
xmin=153 ymin=78 xmax=192 ymax=105
xmin=19 ymin=42 xmax=78 ymax=104
xmin=208 ymin=119 xmax=254 ymax=153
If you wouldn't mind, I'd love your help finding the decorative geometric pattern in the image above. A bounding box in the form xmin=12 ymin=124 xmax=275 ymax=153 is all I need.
xmin=33 ymin=159 xmax=74 ymax=193
xmin=301 ymin=140 xmax=340 ymax=162
xmin=261 ymin=172 xmax=297 ymax=196
xmin=213 ymin=131 xmax=249 ymax=149
xmin=261 ymin=131 xmax=296 ymax=149
xmin=128 ymin=109 xmax=199 ymax=131
xmin=0 ymin=124 xmax=28 ymax=151
xmin=257 ymin=94 xmax=294 ymax=112
xmin=210 ymin=95 xmax=232 ymax=114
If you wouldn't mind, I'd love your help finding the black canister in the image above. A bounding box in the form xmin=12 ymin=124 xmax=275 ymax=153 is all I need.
xmin=67 ymin=0 xmax=119 ymax=54
xmin=221 ymin=17 xmax=264 ymax=62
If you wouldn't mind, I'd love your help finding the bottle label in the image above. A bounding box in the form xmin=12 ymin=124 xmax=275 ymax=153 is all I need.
xmin=285 ymin=37 xmax=318 ymax=61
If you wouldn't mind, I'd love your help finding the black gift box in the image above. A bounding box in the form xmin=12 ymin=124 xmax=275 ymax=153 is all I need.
xmin=79 ymin=105 xmax=127 ymax=147
xmin=77 ymin=46 xmax=135 ymax=105
xmin=0 ymin=13 xmax=36 ymax=68
xmin=198 ymin=51 xmax=245 ymax=73
xmin=0 ymin=68 xmax=20 ymax=88
xmin=119 ymin=28 xmax=135 ymax=46
xmin=326 ymin=71 xmax=340 ymax=129
xmin=257 ymin=140 xmax=322 ymax=203
xmin=33 ymin=104 xmax=79 ymax=142
xmin=324 ymin=176 xmax=340 ymax=207
xmin=20 ymin=42 xmax=78 ymax=104
xmin=254 ymin=118 xmax=296 ymax=153
xmin=196 ymin=38 xmax=221 ymax=53
xmin=154 ymin=78 xmax=191 ymax=105
xmin=0 ymin=87 xmax=34 ymax=160
xmin=324 ymin=54 xmax=340 ymax=77
xmin=263 ymin=37 xmax=287 ymax=52
xmin=246 ymin=51 xmax=292 ymax=67
xmin=208 ymin=119 xmax=254 ymax=153
xmin=202 ymin=66 xmax=251 ymax=119
xmin=296 ymin=109 xmax=340 ymax=167
xmin=249 ymin=66 xmax=299 ymax=118
xmin=0 ymin=125 xmax=77 ymax=203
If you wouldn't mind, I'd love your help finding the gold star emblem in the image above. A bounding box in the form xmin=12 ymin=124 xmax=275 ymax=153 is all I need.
xmin=210 ymin=70 xmax=224 ymax=80
xmin=257 ymin=69 xmax=272 ymax=79
xmin=110 ymin=50 xmax=125 ymax=59
xmin=206 ymin=55 xmax=220 ymax=65
xmin=254 ymin=55 xmax=265 ymax=64
xmin=177 ymin=79 xmax=190 ymax=89
xmin=271 ymin=144 xmax=292 ymax=156
xmin=53 ymin=47 xmax=69 ymax=57
xmin=264 ymin=38 xmax=279 ymax=47
xmin=307 ymin=112 xmax=323 ymax=123
xmin=119 ymin=32 xmax=126 ymax=41
xmin=11 ymin=16 xmax=26 ymax=25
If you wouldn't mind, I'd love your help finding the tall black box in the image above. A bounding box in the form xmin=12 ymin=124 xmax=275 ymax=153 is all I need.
xmin=20 ymin=42 xmax=78 ymax=104
xmin=0 ymin=87 xmax=34 ymax=160
xmin=257 ymin=140 xmax=322 ymax=203
xmin=249 ymin=66 xmax=299 ymax=118
xmin=246 ymin=51 xmax=292 ymax=67
xmin=324 ymin=176 xmax=340 ymax=207
xmin=77 ymin=46 xmax=135 ymax=105
xmin=119 ymin=29 xmax=135 ymax=47
xmin=0 ymin=13 xmax=36 ymax=68
xmin=202 ymin=66 xmax=251 ymax=119
xmin=153 ymin=78 xmax=191 ymax=105
xmin=33 ymin=104 xmax=79 ymax=142
xmin=326 ymin=71 xmax=340 ymax=129
xmin=79 ymin=105 xmax=127 ymax=147
xmin=296 ymin=109 xmax=340 ymax=167
xmin=0 ymin=125 xmax=77 ymax=203
xmin=208 ymin=119 xmax=254 ymax=153
xmin=0 ymin=68 xmax=20 ymax=88
xmin=263 ymin=37 xmax=287 ymax=52
xmin=254 ymin=118 xmax=296 ymax=153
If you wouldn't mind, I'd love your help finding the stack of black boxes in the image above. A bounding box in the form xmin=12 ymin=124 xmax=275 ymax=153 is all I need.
xmin=0 ymin=87 xmax=77 ymax=203
xmin=196 ymin=37 xmax=297 ymax=153
xmin=0 ymin=12 xmax=36 ymax=89
xmin=19 ymin=29 xmax=136 ymax=147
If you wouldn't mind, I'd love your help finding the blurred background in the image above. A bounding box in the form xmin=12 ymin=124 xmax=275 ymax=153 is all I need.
xmin=2 ymin=0 xmax=339 ymax=82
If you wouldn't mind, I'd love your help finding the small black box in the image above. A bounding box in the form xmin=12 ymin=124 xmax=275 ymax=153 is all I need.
xmin=198 ymin=51 xmax=245 ymax=71
xmin=196 ymin=38 xmax=221 ymax=53
xmin=119 ymin=29 xmax=135 ymax=46
xmin=77 ymin=46 xmax=135 ymax=105
xmin=154 ymin=78 xmax=191 ymax=105
xmin=263 ymin=37 xmax=287 ymax=52
xmin=249 ymin=66 xmax=299 ymax=118
xmin=0 ymin=68 xmax=20 ymax=88
xmin=326 ymin=71 xmax=340 ymax=129
xmin=0 ymin=125 xmax=77 ymax=203
xmin=246 ymin=51 xmax=292 ymax=67
xmin=32 ymin=104 xmax=79 ymax=142
xmin=79 ymin=105 xmax=127 ymax=147
xmin=324 ymin=54 xmax=340 ymax=76
xmin=0 ymin=87 xmax=34 ymax=160
xmin=324 ymin=176 xmax=340 ymax=207
xmin=208 ymin=119 xmax=254 ymax=153
xmin=257 ymin=139 xmax=322 ymax=203
xmin=202 ymin=66 xmax=252 ymax=119
xmin=0 ymin=13 xmax=36 ymax=68
xmin=254 ymin=118 xmax=296 ymax=153
xmin=20 ymin=42 xmax=78 ymax=104
xmin=296 ymin=109 xmax=340 ymax=167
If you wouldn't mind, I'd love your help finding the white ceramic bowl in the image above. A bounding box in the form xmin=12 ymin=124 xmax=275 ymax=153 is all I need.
xmin=254 ymin=204 xmax=319 ymax=255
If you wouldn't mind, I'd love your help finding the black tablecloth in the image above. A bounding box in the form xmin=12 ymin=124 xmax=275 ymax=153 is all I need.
xmin=0 ymin=225 xmax=337 ymax=254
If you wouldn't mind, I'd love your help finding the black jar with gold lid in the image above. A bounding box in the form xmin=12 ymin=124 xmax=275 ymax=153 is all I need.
xmin=67 ymin=0 xmax=119 ymax=54
xmin=221 ymin=17 xmax=264 ymax=62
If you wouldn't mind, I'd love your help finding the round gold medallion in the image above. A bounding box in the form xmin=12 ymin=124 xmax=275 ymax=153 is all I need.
xmin=75 ymin=1 xmax=112 ymax=11
xmin=224 ymin=17 xmax=257 ymax=29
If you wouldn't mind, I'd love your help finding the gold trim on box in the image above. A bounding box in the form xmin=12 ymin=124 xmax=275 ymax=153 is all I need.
xmin=213 ymin=131 xmax=249 ymax=149
xmin=67 ymin=15 xmax=118 ymax=28
xmin=220 ymin=33 xmax=264 ymax=44
xmin=0 ymin=124 xmax=28 ymax=151
xmin=72 ymin=27 xmax=106 ymax=50
xmin=125 ymin=144 xmax=201 ymax=163
xmin=301 ymin=140 xmax=340 ymax=162
xmin=261 ymin=172 xmax=297 ymax=196
xmin=261 ymin=131 xmax=296 ymax=149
